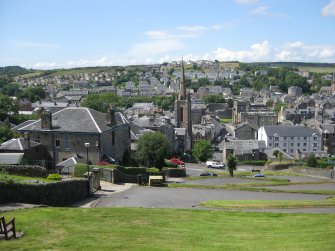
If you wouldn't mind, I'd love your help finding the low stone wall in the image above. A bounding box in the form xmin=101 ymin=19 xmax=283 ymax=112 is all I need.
xmin=0 ymin=179 xmax=88 ymax=206
xmin=289 ymin=167 xmax=334 ymax=179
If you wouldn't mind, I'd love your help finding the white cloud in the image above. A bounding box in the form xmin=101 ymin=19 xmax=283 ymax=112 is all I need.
xmin=145 ymin=31 xmax=169 ymax=40
xmin=236 ymin=0 xmax=258 ymax=4
xmin=177 ymin=25 xmax=207 ymax=32
xmin=322 ymin=0 xmax=335 ymax=16
xmin=130 ymin=39 xmax=184 ymax=57
xmin=250 ymin=6 xmax=268 ymax=15
xmin=214 ymin=40 xmax=272 ymax=62
xmin=275 ymin=41 xmax=335 ymax=61
xmin=211 ymin=20 xmax=239 ymax=31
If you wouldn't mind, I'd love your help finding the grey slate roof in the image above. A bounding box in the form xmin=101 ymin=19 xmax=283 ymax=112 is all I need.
xmin=12 ymin=120 xmax=36 ymax=131
xmin=262 ymin=125 xmax=320 ymax=137
xmin=18 ymin=107 xmax=129 ymax=134
xmin=0 ymin=153 xmax=24 ymax=164
xmin=0 ymin=138 xmax=40 ymax=151
xmin=225 ymin=140 xmax=262 ymax=154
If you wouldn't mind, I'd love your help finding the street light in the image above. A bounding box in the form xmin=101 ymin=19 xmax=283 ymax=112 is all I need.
xmin=85 ymin=142 xmax=90 ymax=194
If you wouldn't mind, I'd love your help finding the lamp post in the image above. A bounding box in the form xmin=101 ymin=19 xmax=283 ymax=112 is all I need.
xmin=85 ymin=142 xmax=90 ymax=194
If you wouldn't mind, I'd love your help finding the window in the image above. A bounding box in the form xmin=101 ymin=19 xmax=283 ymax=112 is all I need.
xmin=291 ymin=136 xmax=294 ymax=140
xmin=313 ymin=137 xmax=318 ymax=141
xmin=180 ymin=107 xmax=184 ymax=121
xmin=56 ymin=139 xmax=60 ymax=147
xmin=269 ymin=143 xmax=272 ymax=146
xmin=283 ymin=143 xmax=287 ymax=147
xmin=284 ymin=137 xmax=287 ymax=140
xmin=297 ymin=143 xmax=300 ymax=147
xmin=290 ymin=143 xmax=294 ymax=146
xmin=275 ymin=137 xmax=279 ymax=141
xmin=64 ymin=135 xmax=70 ymax=150
xmin=303 ymin=143 xmax=307 ymax=147
xmin=283 ymin=149 xmax=287 ymax=152
xmin=290 ymin=149 xmax=294 ymax=153
xmin=112 ymin=131 xmax=115 ymax=145
xmin=35 ymin=136 xmax=40 ymax=143
xmin=313 ymin=149 xmax=317 ymax=151
xmin=304 ymin=137 xmax=307 ymax=140
xmin=274 ymin=143 xmax=279 ymax=147
xmin=313 ymin=143 xmax=317 ymax=147
xmin=269 ymin=136 xmax=272 ymax=140
xmin=303 ymin=149 xmax=306 ymax=151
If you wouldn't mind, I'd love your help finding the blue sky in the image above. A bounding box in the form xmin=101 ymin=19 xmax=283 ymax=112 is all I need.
xmin=1 ymin=0 xmax=335 ymax=69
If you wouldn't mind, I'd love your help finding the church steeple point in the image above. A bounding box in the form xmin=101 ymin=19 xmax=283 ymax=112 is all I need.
xmin=178 ymin=58 xmax=187 ymax=100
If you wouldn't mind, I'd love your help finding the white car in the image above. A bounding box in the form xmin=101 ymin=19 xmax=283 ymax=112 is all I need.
xmin=206 ymin=161 xmax=225 ymax=169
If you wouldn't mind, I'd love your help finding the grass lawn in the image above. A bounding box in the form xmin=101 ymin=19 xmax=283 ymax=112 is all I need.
xmin=0 ymin=173 xmax=51 ymax=183
xmin=1 ymin=207 xmax=335 ymax=250
xmin=201 ymin=198 xmax=335 ymax=209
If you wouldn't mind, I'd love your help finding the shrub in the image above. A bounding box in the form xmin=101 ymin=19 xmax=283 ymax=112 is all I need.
xmin=238 ymin=160 xmax=267 ymax=166
xmin=46 ymin=173 xmax=61 ymax=181
xmin=162 ymin=168 xmax=186 ymax=177
xmin=164 ymin=161 xmax=178 ymax=168
xmin=74 ymin=163 xmax=90 ymax=177
xmin=306 ymin=154 xmax=317 ymax=167
xmin=116 ymin=166 xmax=147 ymax=175
xmin=146 ymin=167 xmax=160 ymax=175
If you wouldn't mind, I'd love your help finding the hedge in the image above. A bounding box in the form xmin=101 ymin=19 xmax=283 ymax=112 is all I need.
xmin=238 ymin=160 xmax=267 ymax=166
xmin=162 ymin=168 xmax=186 ymax=177
xmin=116 ymin=166 xmax=147 ymax=175
xmin=146 ymin=167 xmax=160 ymax=175
xmin=0 ymin=165 xmax=48 ymax=178
xmin=0 ymin=179 xmax=88 ymax=206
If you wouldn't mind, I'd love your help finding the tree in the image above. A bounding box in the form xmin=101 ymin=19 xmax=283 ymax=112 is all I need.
xmin=192 ymin=140 xmax=213 ymax=162
xmin=20 ymin=86 xmax=46 ymax=102
xmin=203 ymin=94 xmax=226 ymax=104
xmin=273 ymin=149 xmax=283 ymax=163
xmin=226 ymin=153 xmax=237 ymax=177
xmin=0 ymin=123 xmax=19 ymax=144
xmin=0 ymin=93 xmax=18 ymax=121
xmin=306 ymin=154 xmax=317 ymax=167
xmin=266 ymin=99 xmax=274 ymax=108
xmin=136 ymin=132 xmax=170 ymax=168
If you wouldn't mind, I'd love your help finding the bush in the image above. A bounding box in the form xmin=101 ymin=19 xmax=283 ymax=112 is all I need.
xmin=146 ymin=167 xmax=160 ymax=175
xmin=162 ymin=168 xmax=186 ymax=177
xmin=0 ymin=165 xmax=48 ymax=178
xmin=164 ymin=161 xmax=178 ymax=168
xmin=116 ymin=166 xmax=147 ymax=175
xmin=46 ymin=173 xmax=61 ymax=181
xmin=74 ymin=163 xmax=90 ymax=177
xmin=306 ymin=154 xmax=317 ymax=167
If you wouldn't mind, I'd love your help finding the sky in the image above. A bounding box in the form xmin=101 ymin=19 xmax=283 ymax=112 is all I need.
xmin=1 ymin=0 xmax=335 ymax=69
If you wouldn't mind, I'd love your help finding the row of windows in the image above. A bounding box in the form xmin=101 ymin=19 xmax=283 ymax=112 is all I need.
xmin=282 ymin=148 xmax=318 ymax=153
xmin=269 ymin=136 xmax=318 ymax=141
xmin=269 ymin=142 xmax=318 ymax=147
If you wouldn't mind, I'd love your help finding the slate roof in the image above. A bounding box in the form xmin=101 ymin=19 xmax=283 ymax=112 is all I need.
xmin=262 ymin=125 xmax=320 ymax=137
xmin=17 ymin=107 xmax=129 ymax=134
xmin=0 ymin=153 xmax=24 ymax=164
xmin=12 ymin=120 xmax=36 ymax=131
xmin=225 ymin=140 xmax=262 ymax=155
xmin=0 ymin=138 xmax=40 ymax=151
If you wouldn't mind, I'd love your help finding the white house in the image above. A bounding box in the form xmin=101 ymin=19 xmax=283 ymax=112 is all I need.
xmin=258 ymin=125 xmax=322 ymax=157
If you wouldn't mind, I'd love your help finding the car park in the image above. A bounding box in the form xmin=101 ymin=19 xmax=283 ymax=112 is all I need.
xmin=205 ymin=161 xmax=225 ymax=169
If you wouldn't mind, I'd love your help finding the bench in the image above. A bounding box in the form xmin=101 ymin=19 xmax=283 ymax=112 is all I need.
xmin=0 ymin=216 xmax=16 ymax=240
xmin=149 ymin=175 xmax=163 ymax=186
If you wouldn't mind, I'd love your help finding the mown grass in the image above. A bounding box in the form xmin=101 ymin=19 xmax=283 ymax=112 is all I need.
xmin=241 ymin=187 xmax=335 ymax=195
xmin=298 ymin=66 xmax=335 ymax=73
xmin=201 ymin=198 xmax=335 ymax=209
xmin=1 ymin=207 xmax=335 ymax=250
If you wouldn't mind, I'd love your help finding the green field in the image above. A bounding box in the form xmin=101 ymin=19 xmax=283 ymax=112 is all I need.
xmin=298 ymin=66 xmax=335 ymax=73
xmin=1 ymin=207 xmax=334 ymax=250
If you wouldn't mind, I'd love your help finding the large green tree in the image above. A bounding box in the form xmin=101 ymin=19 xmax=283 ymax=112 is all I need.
xmin=0 ymin=93 xmax=19 ymax=121
xmin=136 ymin=132 xmax=170 ymax=168
xmin=192 ymin=140 xmax=213 ymax=162
xmin=226 ymin=153 xmax=237 ymax=177
xmin=203 ymin=94 xmax=226 ymax=104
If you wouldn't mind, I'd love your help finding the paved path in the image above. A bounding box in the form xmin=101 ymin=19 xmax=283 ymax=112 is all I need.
xmin=95 ymin=186 xmax=333 ymax=211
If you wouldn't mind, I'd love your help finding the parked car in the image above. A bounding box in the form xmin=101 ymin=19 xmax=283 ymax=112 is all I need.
xmin=253 ymin=173 xmax=265 ymax=177
xmin=169 ymin=158 xmax=185 ymax=165
xmin=200 ymin=172 xmax=218 ymax=177
xmin=205 ymin=161 xmax=225 ymax=169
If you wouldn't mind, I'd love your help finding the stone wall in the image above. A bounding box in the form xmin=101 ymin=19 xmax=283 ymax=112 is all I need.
xmin=290 ymin=167 xmax=335 ymax=179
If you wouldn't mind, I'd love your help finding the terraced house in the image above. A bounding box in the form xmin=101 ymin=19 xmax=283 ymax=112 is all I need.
xmin=258 ymin=125 xmax=322 ymax=157
xmin=16 ymin=107 xmax=131 ymax=168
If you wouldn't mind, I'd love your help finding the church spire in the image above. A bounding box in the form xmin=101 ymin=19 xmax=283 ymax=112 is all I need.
xmin=178 ymin=59 xmax=187 ymax=100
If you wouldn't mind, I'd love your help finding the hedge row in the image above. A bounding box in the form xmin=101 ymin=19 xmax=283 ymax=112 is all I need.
xmin=162 ymin=168 xmax=186 ymax=177
xmin=238 ymin=160 xmax=267 ymax=166
xmin=0 ymin=179 xmax=88 ymax=206
xmin=0 ymin=165 xmax=48 ymax=178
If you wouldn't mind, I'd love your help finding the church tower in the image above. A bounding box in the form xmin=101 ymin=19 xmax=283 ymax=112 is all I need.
xmin=174 ymin=60 xmax=192 ymax=151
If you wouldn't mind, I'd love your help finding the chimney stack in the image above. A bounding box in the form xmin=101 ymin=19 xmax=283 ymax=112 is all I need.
xmin=106 ymin=105 xmax=116 ymax=127
xmin=41 ymin=110 xmax=52 ymax=129
xmin=24 ymin=132 xmax=31 ymax=149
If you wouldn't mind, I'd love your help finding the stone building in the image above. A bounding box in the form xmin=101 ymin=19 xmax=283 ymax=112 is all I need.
xmin=17 ymin=107 xmax=131 ymax=168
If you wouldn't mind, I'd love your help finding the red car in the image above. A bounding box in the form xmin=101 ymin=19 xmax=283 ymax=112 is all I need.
xmin=169 ymin=158 xmax=185 ymax=165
